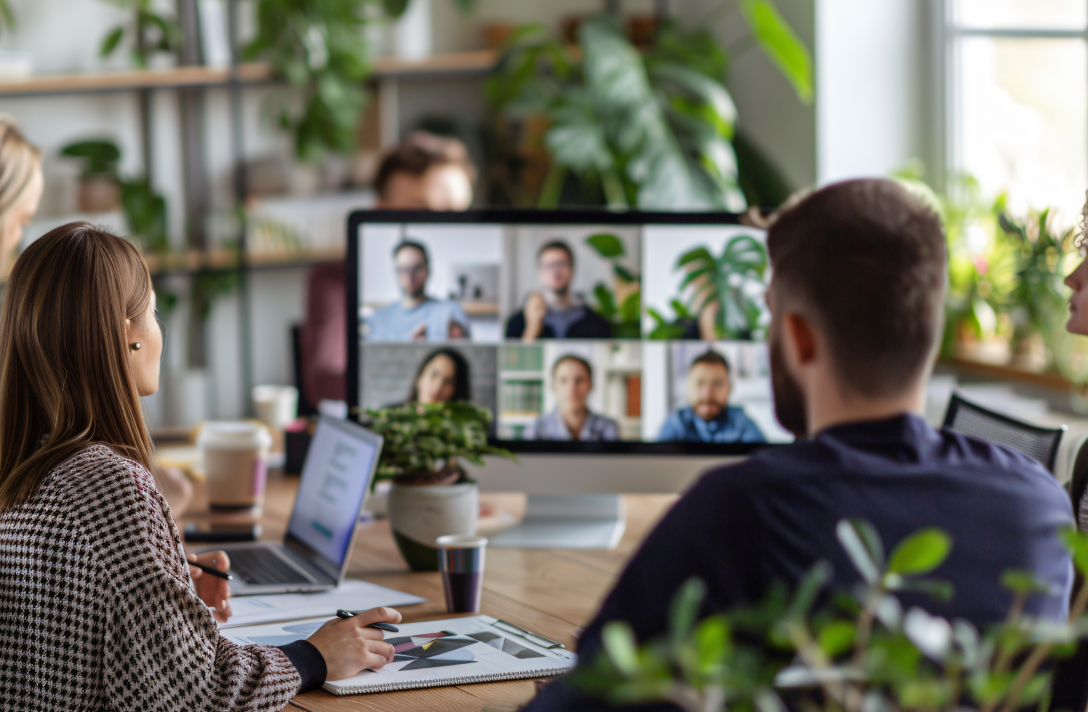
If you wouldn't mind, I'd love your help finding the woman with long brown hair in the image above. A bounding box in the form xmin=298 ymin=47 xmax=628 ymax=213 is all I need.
xmin=0 ymin=222 xmax=401 ymax=709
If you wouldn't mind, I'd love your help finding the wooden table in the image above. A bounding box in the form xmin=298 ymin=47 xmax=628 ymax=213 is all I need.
xmin=180 ymin=473 xmax=677 ymax=712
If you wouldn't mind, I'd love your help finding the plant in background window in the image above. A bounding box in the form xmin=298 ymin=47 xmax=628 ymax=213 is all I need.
xmin=99 ymin=0 xmax=181 ymax=69
xmin=486 ymin=2 xmax=812 ymax=210
xmin=585 ymin=233 xmax=642 ymax=339
xmin=245 ymin=0 xmax=371 ymax=162
xmin=577 ymin=519 xmax=1088 ymax=712
xmin=378 ymin=0 xmax=473 ymax=19
xmin=648 ymin=235 xmax=768 ymax=340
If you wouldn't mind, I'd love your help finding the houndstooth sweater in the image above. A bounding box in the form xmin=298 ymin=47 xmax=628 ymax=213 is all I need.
xmin=0 ymin=444 xmax=321 ymax=711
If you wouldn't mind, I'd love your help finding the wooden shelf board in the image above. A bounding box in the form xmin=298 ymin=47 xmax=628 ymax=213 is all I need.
xmin=144 ymin=245 xmax=345 ymax=277
xmin=940 ymin=356 xmax=1073 ymax=392
xmin=0 ymin=51 xmax=497 ymax=97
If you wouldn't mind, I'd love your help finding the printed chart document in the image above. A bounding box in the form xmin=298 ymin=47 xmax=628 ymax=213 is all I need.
xmin=220 ymin=579 xmax=426 ymax=629
xmin=224 ymin=614 xmax=576 ymax=694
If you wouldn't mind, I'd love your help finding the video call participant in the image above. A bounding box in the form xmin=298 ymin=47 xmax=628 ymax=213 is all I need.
xmin=366 ymin=240 xmax=472 ymax=342
xmin=525 ymin=179 xmax=1074 ymax=711
xmin=658 ymin=351 xmax=765 ymax=443
xmin=506 ymin=240 xmax=612 ymax=342
xmin=301 ymin=132 xmax=476 ymax=408
xmin=528 ymin=355 xmax=619 ymax=441
xmin=407 ymin=347 xmax=472 ymax=405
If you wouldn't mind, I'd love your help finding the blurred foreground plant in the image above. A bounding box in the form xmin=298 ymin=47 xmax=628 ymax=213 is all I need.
xmin=578 ymin=519 xmax=1088 ymax=712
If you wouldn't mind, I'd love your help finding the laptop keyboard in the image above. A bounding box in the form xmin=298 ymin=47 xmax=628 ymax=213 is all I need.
xmin=229 ymin=548 xmax=312 ymax=585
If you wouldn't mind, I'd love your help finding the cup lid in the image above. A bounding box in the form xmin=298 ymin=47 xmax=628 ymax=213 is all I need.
xmin=435 ymin=534 xmax=488 ymax=548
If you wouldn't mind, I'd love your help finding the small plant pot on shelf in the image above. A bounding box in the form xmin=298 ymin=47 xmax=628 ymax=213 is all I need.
xmin=78 ymin=174 xmax=121 ymax=213
xmin=387 ymin=477 xmax=478 ymax=572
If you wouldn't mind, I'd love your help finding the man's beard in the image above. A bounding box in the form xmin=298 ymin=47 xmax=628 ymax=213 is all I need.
xmin=406 ymin=286 xmax=426 ymax=300
xmin=770 ymin=333 xmax=808 ymax=439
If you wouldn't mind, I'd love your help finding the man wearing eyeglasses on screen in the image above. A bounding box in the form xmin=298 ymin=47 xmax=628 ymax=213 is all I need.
xmin=524 ymin=179 xmax=1074 ymax=712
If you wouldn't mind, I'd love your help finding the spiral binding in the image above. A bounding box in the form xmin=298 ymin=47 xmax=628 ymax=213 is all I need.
xmin=327 ymin=666 xmax=570 ymax=695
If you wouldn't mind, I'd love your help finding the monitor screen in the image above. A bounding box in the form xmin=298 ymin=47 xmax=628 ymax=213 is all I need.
xmin=347 ymin=211 xmax=794 ymax=453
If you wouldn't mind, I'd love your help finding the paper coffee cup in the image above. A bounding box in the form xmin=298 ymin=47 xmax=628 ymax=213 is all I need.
xmin=198 ymin=422 xmax=273 ymax=510
xmin=252 ymin=385 xmax=299 ymax=430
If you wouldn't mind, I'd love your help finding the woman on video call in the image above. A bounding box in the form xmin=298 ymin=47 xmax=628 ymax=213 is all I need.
xmin=529 ymin=355 xmax=619 ymax=441
xmin=407 ymin=347 xmax=473 ymax=404
xmin=0 ymin=223 xmax=402 ymax=710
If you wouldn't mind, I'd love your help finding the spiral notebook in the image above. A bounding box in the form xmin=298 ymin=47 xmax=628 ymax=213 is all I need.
xmin=222 ymin=614 xmax=577 ymax=695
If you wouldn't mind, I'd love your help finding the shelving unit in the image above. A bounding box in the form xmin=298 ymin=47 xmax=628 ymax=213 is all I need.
xmin=4 ymin=32 xmax=498 ymax=420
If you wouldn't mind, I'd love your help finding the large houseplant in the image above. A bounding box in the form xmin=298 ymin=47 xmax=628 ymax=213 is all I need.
xmin=486 ymin=3 xmax=812 ymax=210
xmin=577 ymin=519 xmax=1088 ymax=712
xmin=367 ymin=402 xmax=515 ymax=571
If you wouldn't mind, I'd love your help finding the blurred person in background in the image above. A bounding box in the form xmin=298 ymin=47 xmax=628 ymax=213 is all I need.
xmin=406 ymin=347 xmax=472 ymax=405
xmin=0 ymin=115 xmax=42 ymax=278
xmin=301 ymin=132 xmax=476 ymax=410
xmin=659 ymin=350 xmax=765 ymax=443
xmin=505 ymin=240 xmax=612 ymax=342
xmin=529 ymin=355 xmax=618 ymax=441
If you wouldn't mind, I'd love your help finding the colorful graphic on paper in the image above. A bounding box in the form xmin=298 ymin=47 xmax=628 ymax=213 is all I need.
xmin=381 ymin=630 xmax=546 ymax=672
xmin=468 ymin=631 xmax=546 ymax=660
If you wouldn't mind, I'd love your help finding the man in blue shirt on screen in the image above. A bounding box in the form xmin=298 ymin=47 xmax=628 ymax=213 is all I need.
xmin=525 ymin=179 xmax=1074 ymax=712
xmin=658 ymin=350 xmax=765 ymax=443
xmin=366 ymin=240 xmax=471 ymax=342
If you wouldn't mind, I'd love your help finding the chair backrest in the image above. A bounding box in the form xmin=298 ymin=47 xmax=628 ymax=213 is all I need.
xmin=942 ymin=392 xmax=1066 ymax=472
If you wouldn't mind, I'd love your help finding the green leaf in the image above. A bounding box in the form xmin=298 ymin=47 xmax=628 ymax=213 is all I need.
xmin=1000 ymin=569 xmax=1054 ymax=596
xmin=601 ymin=622 xmax=640 ymax=677
xmin=619 ymin=292 xmax=641 ymax=323
xmin=0 ymin=0 xmax=16 ymax=32
xmin=594 ymin=284 xmax=617 ymax=318
xmin=586 ymin=233 xmax=626 ymax=259
xmin=886 ymin=528 xmax=951 ymax=576
xmin=614 ymin=264 xmax=638 ymax=283
xmin=1061 ymin=527 xmax=1088 ymax=576
xmin=836 ymin=519 xmax=882 ymax=583
xmin=100 ymin=26 xmax=125 ymax=58
xmin=669 ymin=578 xmax=706 ymax=648
xmin=739 ymin=0 xmax=814 ymax=104
xmin=382 ymin=0 xmax=410 ymax=18
xmin=449 ymin=0 xmax=475 ymax=14
xmin=817 ymin=620 xmax=856 ymax=657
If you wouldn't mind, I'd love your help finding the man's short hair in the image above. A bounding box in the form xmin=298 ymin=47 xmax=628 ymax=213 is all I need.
xmin=393 ymin=240 xmax=429 ymax=268
xmin=690 ymin=350 xmax=731 ymax=375
xmin=374 ymin=132 xmax=477 ymax=199
xmin=767 ymin=178 xmax=946 ymax=397
xmin=537 ymin=240 xmax=574 ymax=267
xmin=552 ymin=354 xmax=593 ymax=382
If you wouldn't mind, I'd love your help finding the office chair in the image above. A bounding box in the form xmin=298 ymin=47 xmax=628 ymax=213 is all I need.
xmin=942 ymin=392 xmax=1066 ymax=473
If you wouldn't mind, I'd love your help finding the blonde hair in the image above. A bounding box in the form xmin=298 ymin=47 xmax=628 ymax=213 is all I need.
xmin=0 ymin=115 xmax=41 ymax=216
xmin=0 ymin=116 xmax=42 ymax=273
xmin=0 ymin=222 xmax=155 ymax=512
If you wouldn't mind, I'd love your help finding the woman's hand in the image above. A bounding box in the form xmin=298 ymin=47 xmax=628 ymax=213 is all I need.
xmin=307 ymin=607 xmax=403 ymax=680
xmin=187 ymin=551 xmax=232 ymax=624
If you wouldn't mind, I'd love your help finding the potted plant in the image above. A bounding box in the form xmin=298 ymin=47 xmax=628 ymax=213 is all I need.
xmin=367 ymin=402 xmax=516 ymax=571
xmin=585 ymin=232 xmax=641 ymax=339
xmin=576 ymin=519 xmax=1088 ymax=712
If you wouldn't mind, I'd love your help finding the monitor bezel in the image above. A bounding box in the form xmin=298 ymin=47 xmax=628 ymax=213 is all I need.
xmin=346 ymin=208 xmax=779 ymax=456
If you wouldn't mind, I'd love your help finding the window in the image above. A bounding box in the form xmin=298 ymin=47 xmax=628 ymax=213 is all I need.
xmin=947 ymin=0 xmax=1087 ymax=221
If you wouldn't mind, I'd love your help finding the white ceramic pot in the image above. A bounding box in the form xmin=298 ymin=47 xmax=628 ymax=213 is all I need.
xmin=388 ymin=480 xmax=478 ymax=571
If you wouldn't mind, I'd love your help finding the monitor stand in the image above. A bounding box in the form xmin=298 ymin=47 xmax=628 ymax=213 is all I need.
xmin=487 ymin=494 xmax=626 ymax=549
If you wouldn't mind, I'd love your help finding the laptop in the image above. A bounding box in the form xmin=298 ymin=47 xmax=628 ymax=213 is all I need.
xmin=209 ymin=416 xmax=383 ymax=595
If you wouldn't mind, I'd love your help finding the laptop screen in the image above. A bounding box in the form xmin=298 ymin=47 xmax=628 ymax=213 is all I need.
xmin=285 ymin=417 xmax=382 ymax=569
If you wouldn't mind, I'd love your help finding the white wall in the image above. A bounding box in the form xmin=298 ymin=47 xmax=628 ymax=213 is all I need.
xmin=815 ymin=0 xmax=938 ymax=184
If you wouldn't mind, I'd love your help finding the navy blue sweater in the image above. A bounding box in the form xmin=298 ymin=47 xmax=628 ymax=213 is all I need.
xmin=527 ymin=414 xmax=1075 ymax=711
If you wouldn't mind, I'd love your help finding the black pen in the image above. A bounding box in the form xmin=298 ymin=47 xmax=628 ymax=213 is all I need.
xmin=189 ymin=561 xmax=232 ymax=581
xmin=337 ymin=609 xmax=399 ymax=632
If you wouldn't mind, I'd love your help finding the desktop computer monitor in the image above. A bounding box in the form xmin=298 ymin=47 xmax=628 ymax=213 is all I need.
xmin=346 ymin=210 xmax=790 ymax=548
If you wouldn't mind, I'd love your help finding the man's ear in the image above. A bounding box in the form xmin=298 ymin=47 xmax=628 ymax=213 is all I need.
xmin=784 ymin=312 xmax=818 ymax=366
